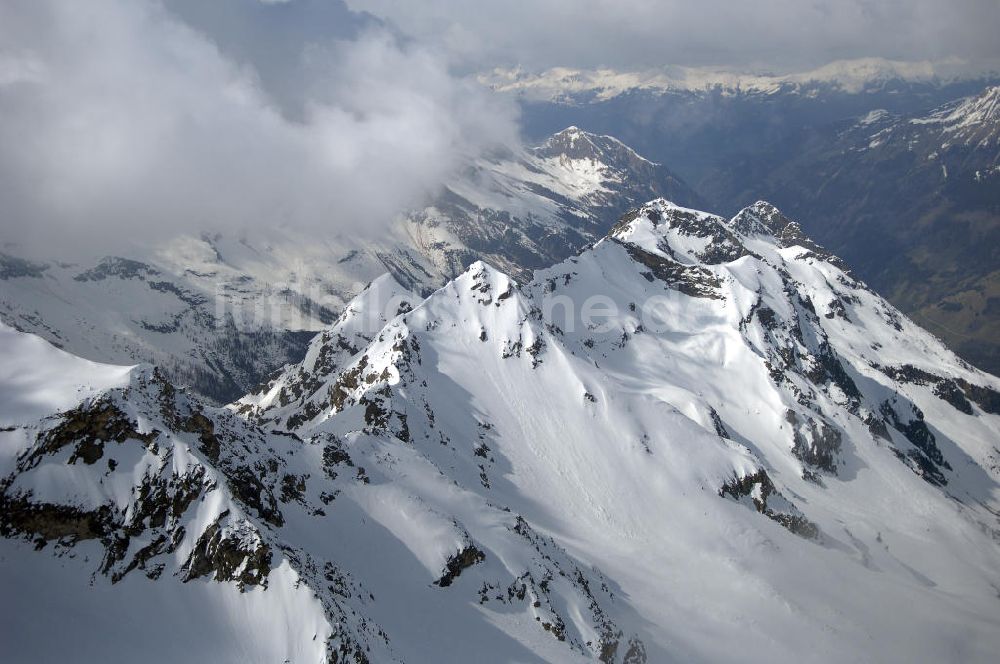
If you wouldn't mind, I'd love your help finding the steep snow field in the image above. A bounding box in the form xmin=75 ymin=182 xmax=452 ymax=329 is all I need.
xmin=0 ymin=323 xmax=132 ymax=423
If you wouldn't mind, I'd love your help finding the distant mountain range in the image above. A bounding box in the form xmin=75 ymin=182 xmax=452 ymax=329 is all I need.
xmin=482 ymin=58 xmax=999 ymax=101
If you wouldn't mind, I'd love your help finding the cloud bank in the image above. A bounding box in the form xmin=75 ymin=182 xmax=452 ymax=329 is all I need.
xmin=347 ymin=0 xmax=1000 ymax=75
xmin=0 ymin=0 xmax=518 ymax=252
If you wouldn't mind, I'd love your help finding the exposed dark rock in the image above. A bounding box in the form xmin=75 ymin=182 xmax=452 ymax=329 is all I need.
xmin=226 ymin=465 xmax=284 ymax=528
xmin=24 ymin=399 xmax=156 ymax=470
xmin=874 ymin=364 xmax=991 ymax=416
xmin=876 ymin=364 xmax=942 ymax=386
xmin=933 ymin=380 xmax=974 ymax=415
xmin=525 ymin=337 xmax=545 ymax=368
xmin=616 ymin=241 xmax=722 ymax=299
xmin=0 ymin=494 xmax=112 ymax=543
xmin=74 ymin=257 xmax=159 ymax=282
xmin=329 ymin=354 xmax=370 ymax=412
xmin=806 ymin=343 xmax=861 ymax=402
xmin=955 ymin=379 xmax=1000 ymax=415
xmin=322 ymin=438 xmax=354 ymax=480
xmin=880 ymin=400 xmax=950 ymax=485
xmin=434 ymin=545 xmax=486 ymax=587
xmin=709 ymin=407 xmax=730 ymax=439
xmin=718 ymin=469 xmax=820 ymax=539
xmin=180 ymin=411 xmax=221 ymax=463
xmin=622 ymin=637 xmax=648 ymax=664
xmin=183 ymin=515 xmax=272 ymax=590
xmin=864 ymin=412 xmax=892 ymax=441
xmin=280 ymin=474 xmax=307 ymax=503
xmin=786 ymin=410 xmax=841 ymax=473
xmin=361 ymin=393 xmax=389 ymax=429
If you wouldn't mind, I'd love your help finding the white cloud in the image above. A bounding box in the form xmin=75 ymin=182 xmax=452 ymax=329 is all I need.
xmin=0 ymin=0 xmax=518 ymax=252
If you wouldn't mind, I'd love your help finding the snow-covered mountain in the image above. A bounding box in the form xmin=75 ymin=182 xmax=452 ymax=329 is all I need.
xmin=846 ymin=84 xmax=1000 ymax=165
xmin=5 ymin=199 xmax=999 ymax=662
xmin=909 ymin=83 xmax=1000 ymax=149
xmin=0 ymin=128 xmax=697 ymax=403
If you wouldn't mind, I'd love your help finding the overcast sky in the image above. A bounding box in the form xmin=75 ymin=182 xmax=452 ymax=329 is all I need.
xmin=349 ymin=0 xmax=1000 ymax=74
xmin=0 ymin=0 xmax=997 ymax=252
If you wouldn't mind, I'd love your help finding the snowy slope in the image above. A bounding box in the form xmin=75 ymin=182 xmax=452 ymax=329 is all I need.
xmin=0 ymin=333 xmax=644 ymax=662
xmin=4 ymin=199 xmax=1000 ymax=662
xmin=0 ymin=323 xmax=132 ymax=424
xmin=238 ymin=199 xmax=1000 ymax=662
xmin=909 ymin=84 xmax=1000 ymax=149
xmin=0 ymin=129 xmax=697 ymax=403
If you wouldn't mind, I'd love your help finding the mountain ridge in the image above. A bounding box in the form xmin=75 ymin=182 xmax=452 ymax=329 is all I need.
xmin=0 ymin=128 xmax=698 ymax=403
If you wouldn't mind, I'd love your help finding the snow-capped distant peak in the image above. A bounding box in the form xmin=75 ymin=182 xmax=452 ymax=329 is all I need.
xmin=535 ymin=126 xmax=658 ymax=166
xmin=856 ymin=108 xmax=893 ymax=126
xmin=480 ymin=57 xmax=997 ymax=101
xmin=608 ymin=198 xmax=724 ymax=244
xmin=911 ymin=85 xmax=1000 ymax=146
xmin=603 ymin=198 xmax=849 ymax=273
